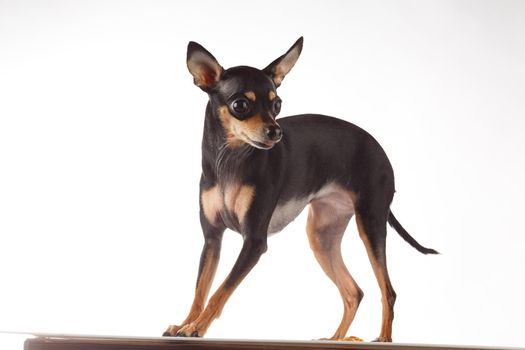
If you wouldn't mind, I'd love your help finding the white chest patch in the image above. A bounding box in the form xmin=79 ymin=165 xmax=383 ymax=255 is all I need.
xmin=268 ymin=197 xmax=309 ymax=234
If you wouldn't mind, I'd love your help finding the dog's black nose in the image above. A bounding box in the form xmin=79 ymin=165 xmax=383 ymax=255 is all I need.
xmin=265 ymin=125 xmax=282 ymax=141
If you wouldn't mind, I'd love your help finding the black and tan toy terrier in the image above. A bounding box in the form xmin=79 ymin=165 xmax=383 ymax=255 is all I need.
xmin=163 ymin=37 xmax=438 ymax=342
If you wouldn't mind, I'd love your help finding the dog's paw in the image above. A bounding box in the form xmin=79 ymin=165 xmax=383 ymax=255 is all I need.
xmin=162 ymin=325 xmax=183 ymax=337
xmin=372 ymin=336 xmax=392 ymax=342
xmin=320 ymin=336 xmax=364 ymax=342
xmin=175 ymin=323 xmax=202 ymax=337
xmin=342 ymin=336 xmax=364 ymax=342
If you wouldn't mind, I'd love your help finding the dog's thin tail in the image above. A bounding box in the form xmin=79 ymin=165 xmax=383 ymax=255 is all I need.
xmin=388 ymin=211 xmax=439 ymax=255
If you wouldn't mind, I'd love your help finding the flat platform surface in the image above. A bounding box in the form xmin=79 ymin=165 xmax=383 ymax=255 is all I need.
xmin=17 ymin=334 xmax=525 ymax=350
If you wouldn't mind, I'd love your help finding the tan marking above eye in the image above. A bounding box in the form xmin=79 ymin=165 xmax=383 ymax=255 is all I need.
xmin=268 ymin=90 xmax=276 ymax=101
xmin=244 ymin=91 xmax=256 ymax=101
xmin=201 ymin=186 xmax=223 ymax=226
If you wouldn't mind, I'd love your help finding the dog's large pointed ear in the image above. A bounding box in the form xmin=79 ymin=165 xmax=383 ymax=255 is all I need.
xmin=187 ymin=41 xmax=224 ymax=91
xmin=263 ymin=37 xmax=303 ymax=87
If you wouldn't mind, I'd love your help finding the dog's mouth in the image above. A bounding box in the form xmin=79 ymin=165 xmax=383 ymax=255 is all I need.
xmin=242 ymin=135 xmax=278 ymax=150
xmin=250 ymin=139 xmax=276 ymax=150
xmin=237 ymin=131 xmax=278 ymax=150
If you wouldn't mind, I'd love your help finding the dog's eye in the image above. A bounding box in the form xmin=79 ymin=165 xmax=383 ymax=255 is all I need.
xmin=272 ymin=97 xmax=282 ymax=115
xmin=231 ymin=98 xmax=250 ymax=115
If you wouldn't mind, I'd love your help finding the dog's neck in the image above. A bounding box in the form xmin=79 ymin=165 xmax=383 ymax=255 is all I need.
xmin=201 ymin=100 xmax=256 ymax=184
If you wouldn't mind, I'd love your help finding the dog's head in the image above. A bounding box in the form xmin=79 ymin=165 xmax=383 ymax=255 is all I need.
xmin=186 ymin=37 xmax=303 ymax=149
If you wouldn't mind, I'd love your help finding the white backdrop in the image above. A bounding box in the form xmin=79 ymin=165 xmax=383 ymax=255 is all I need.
xmin=1 ymin=0 xmax=525 ymax=348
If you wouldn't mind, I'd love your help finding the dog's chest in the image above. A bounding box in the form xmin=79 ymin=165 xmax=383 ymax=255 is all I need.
xmin=201 ymin=183 xmax=308 ymax=234
xmin=201 ymin=183 xmax=255 ymax=231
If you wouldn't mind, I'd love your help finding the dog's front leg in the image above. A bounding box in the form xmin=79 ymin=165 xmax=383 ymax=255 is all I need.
xmin=174 ymin=233 xmax=268 ymax=337
xmin=163 ymin=215 xmax=225 ymax=336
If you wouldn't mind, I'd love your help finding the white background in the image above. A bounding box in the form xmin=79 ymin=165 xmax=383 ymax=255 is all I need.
xmin=1 ymin=0 xmax=525 ymax=348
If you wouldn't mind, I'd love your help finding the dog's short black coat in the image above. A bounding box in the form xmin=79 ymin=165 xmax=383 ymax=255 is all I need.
xmin=164 ymin=37 xmax=438 ymax=342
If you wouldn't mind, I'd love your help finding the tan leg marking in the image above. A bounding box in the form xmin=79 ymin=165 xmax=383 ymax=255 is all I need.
xmin=176 ymin=230 xmax=262 ymax=337
xmin=183 ymin=246 xmax=221 ymax=324
xmin=164 ymin=237 xmax=222 ymax=336
xmin=306 ymin=189 xmax=363 ymax=341
xmin=182 ymin=280 xmax=235 ymax=336
xmin=201 ymin=186 xmax=223 ymax=226
xmin=244 ymin=91 xmax=256 ymax=101
xmin=224 ymin=184 xmax=255 ymax=226
xmin=355 ymin=214 xmax=395 ymax=342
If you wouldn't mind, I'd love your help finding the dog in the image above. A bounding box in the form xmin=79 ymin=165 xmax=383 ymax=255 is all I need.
xmin=163 ymin=37 xmax=438 ymax=342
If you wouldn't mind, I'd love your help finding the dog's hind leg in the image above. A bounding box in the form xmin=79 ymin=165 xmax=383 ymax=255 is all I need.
xmin=306 ymin=192 xmax=363 ymax=341
xmin=355 ymin=208 xmax=396 ymax=342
